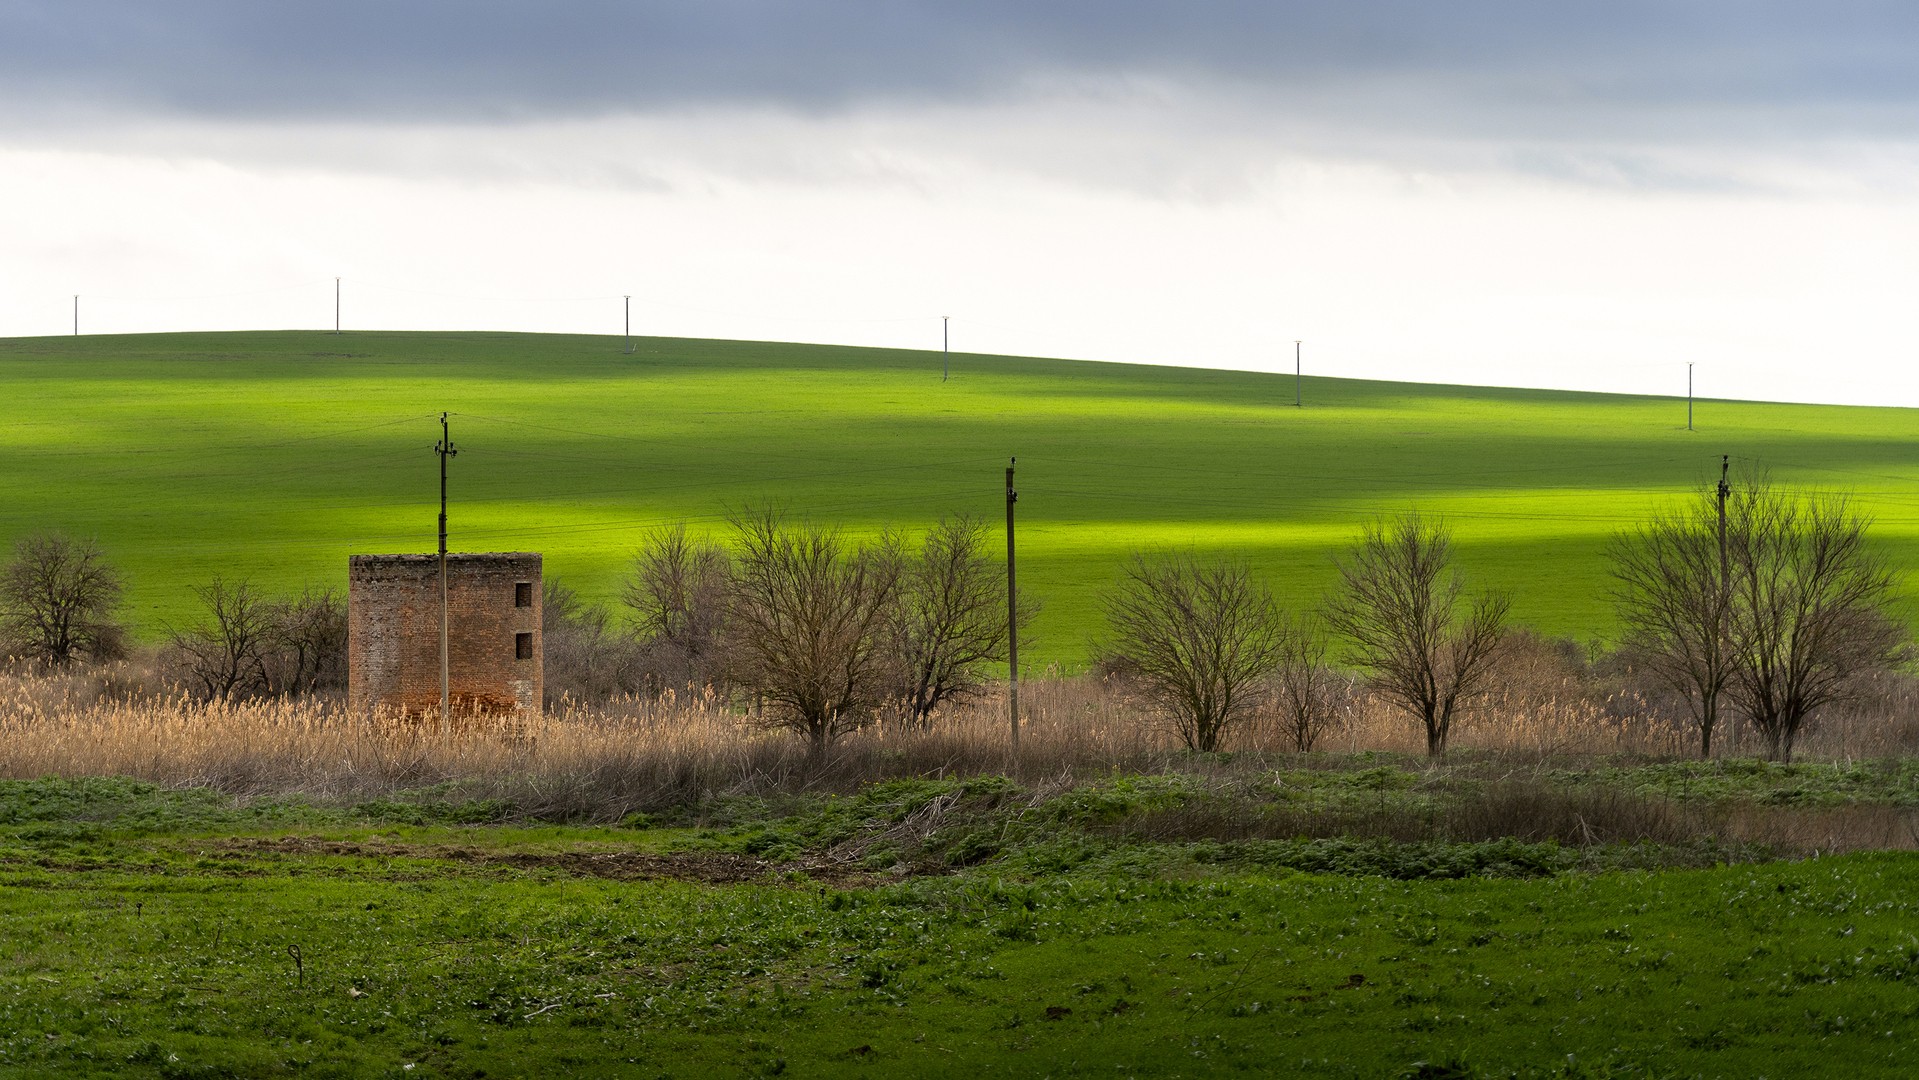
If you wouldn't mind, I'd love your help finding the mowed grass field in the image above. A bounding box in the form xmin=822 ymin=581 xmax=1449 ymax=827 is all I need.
xmin=3 ymin=330 xmax=1917 ymax=666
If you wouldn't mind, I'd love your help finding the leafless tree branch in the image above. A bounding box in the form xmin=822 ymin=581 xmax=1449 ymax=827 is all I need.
xmin=1099 ymin=551 xmax=1289 ymax=752
xmin=1324 ymin=512 xmax=1509 ymax=757
xmin=720 ymin=507 xmax=903 ymax=749
xmin=886 ymin=514 xmax=1028 ymax=729
xmin=0 ymin=531 xmax=126 ymax=667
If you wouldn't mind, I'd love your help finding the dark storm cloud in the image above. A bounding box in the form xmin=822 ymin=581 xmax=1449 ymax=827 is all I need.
xmin=5 ymin=1 xmax=1918 ymax=140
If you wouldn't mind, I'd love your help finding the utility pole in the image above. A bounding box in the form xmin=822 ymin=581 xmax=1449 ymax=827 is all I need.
xmin=73 ymin=295 xmax=78 ymax=336
xmin=1716 ymin=453 xmax=1731 ymax=755
xmin=436 ymin=412 xmax=458 ymax=730
xmin=1005 ymin=457 xmax=1019 ymax=756
xmin=335 ymin=278 xmax=341 ymax=335
xmin=1294 ymin=340 xmax=1302 ymax=407
xmin=943 ymin=316 xmax=950 ymax=382
xmin=624 ymin=295 xmax=633 ymax=354
xmin=1716 ymin=453 xmax=1730 ymax=586
xmin=1688 ymin=363 xmax=1694 ymax=431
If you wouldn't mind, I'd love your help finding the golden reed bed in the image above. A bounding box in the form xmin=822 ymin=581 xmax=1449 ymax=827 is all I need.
xmin=5 ymin=665 xmax=1916 ymax=809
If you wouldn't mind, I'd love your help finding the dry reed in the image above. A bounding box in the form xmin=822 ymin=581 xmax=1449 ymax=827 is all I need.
xmin=3 ymin=663 xmax=1917 ymax=824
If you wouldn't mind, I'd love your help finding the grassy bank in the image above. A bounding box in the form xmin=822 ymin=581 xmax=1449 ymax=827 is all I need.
xmin=4 ymin=330 xmax=1918 ymax=664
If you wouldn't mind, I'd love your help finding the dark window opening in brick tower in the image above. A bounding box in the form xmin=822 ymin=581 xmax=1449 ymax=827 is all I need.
xmin=515 ymin=632 xmax=533 ymax=660
xmin=515 ymin=581 xmax=533 ymax=607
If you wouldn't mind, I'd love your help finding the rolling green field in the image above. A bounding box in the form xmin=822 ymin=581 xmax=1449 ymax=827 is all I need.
xmin=4 ymin=330 xmax=1917 ymax=666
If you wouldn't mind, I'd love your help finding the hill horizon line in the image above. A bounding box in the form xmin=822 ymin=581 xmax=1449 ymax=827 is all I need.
xmin=4 ymin=327 xmax=1895 ymax=414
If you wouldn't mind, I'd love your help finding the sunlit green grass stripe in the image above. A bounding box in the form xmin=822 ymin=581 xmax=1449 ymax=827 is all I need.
xmin=2 ymin=329 xmax=1916 ymax=666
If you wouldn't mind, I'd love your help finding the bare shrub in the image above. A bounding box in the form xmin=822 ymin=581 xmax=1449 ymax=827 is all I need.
xmin=887 ymin=514 xmax=1025 ymax=729
xmin=543 ymin=577 xmax=647 ymax=706
xmin=1612 ymin=478 xmax=1911 ymax=762
xmin=1269 ymin=617 xmax=1355 ymax=752
xmin=166 ymin=577 xmax=279 ymax=700
xmin=721 ymin=508 xmax=903 ymax=749
xmin=0 ymin=531 xmax=127 ymax=667
xmin=1723 ymin=484 xmax=1907 ymax=762
xmin=1609 ymin=485 xmax=1737 ymax=758
xmin=623 ymin=525 xmax=732 ymax=691
xmin=1099 ymin=551 xmax=1289 ymax=752
xmin=267 ymin=586 xmax=346 ymax=695
xmin=165 ymin=578 xmax=347 ymax=701
xmin=1325 ymin=511 xmax=1509 ymax=758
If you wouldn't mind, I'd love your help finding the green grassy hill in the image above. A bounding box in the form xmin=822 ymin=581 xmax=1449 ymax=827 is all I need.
xmin=3 ymin=330 xmax=1915 ymax=666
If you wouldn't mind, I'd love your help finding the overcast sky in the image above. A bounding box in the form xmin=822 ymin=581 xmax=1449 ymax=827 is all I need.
xmin=4 ymin=2 xmax=1917 ymax=404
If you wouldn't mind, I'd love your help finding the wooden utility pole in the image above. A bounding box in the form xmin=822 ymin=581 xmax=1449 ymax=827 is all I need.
xmin=436 ymin=412 xmax=458 ymax=729
xmin=624 ymin=295 xmax=633 ymax=354
xmin=335 ymin=278 xmax=341 ymax=335
xmin=1005 ymin=457 xmax=1019 ymax=755
xmin=1716 ymin=453 xmax=1730 ymax=586
xmin=73 ymin=295 xmax=78 ymax=336
xmin=1716 ymin=453 xmax=1731 ymax=754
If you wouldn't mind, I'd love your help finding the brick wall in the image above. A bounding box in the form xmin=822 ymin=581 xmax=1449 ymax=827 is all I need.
xmin=348 ymin=553 xmax=542 ymax=718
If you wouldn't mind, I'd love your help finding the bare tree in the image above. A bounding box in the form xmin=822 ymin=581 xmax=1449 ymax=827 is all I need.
xmin=623 ymin=525 xmax=732 ymax=690
xmin=167 ymin=577 xmax=278 ymax=700
xmin=1608 ymin=487 xmax=1735 ymax=758
xmin=1100 ymin=551 xmax=1289 ymax=752
xmin=1723 ymin=484 xmax=1906 ymax=762
xmin=887 ymin=514 xmax=1026 ymax=728
xmin=1271 ymin=616 xmax=1354 ymax=752
xmin=266 ymin=586 xmax=347 ymax=695
xmin=721 ymin=508 xmax=903 ymax=750
xmin=1325 ymin=512 xmax=1509 ymax=758
xmin=0 ymin=531 xmax=126 ymax=667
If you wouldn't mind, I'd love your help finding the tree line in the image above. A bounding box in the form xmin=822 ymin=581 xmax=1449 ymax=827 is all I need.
xmin=0 ymin=532 xmax=347 ymax=700
xmin=0 ymin=474 xmax=1905 ymax=762
xmin=546 ymin=509 xmax=1029 ymax=748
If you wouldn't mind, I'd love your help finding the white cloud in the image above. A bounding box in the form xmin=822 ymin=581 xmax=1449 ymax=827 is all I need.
xmin=6 ymin=4 xmax=1919 ymax=408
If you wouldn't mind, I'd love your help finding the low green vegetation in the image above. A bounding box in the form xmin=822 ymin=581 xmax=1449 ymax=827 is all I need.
xmin=4 ymin=773 xmax=1918 ymax=1076
xmin=1561 ymin=758 xmax=1919 ymax=808
xmin=4 ymin=330 xmax=1919 ymax=665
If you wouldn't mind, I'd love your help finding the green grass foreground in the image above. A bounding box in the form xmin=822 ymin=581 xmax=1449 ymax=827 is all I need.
xmin=3 ymin=777 xmax=1918 ymax=1077
xmin=4 ymin=330 xmax=1918 ymax=663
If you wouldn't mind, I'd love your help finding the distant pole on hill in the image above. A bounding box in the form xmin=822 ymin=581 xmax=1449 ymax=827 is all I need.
xmin=943 ymin=316 xmax=950 ymax=382
xmin=624 ymin=296 xmax=633 ymax=355
xmin=334 ymin=278 xmax=341 ymax=335
xmin=1294 ymin=340 xmax=1302 ymax=407
xmin=72 ymin=295 xmax=78 ymax=336
xmin=1688 ymin=363 xmax=1694 ymax=431
xmin=1005 ymin=456 xmax=1019 ymax=756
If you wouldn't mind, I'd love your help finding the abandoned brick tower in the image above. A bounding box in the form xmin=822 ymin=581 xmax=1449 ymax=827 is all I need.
xmin=347 ymin=553 xmax=542 ymax=718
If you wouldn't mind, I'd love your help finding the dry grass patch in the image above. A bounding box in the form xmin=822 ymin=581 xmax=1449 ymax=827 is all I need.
xmin=4 ymin=664 xmax=1919 ymax=847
